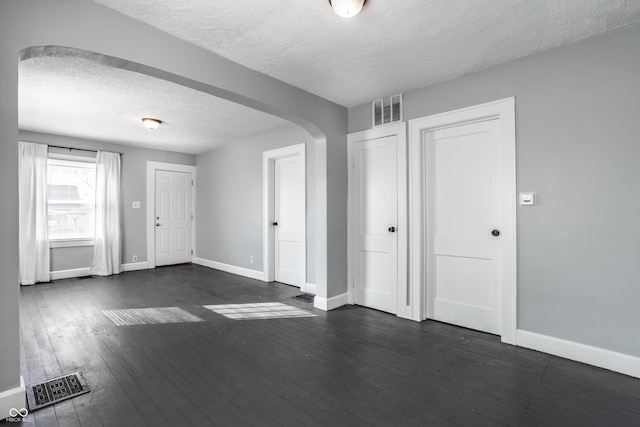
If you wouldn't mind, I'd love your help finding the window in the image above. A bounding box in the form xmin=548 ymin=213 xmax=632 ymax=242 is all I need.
xmin=47 ymin=156 xmax=96 ymax=245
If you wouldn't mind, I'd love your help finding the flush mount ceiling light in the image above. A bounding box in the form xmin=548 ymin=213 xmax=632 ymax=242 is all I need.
xmin=142 ymin=118 xmax=162 ymax=130
xmin=329 ymin=0 xmax=366 ymax=18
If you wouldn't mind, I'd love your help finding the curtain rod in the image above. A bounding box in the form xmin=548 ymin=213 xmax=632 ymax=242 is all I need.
xmin=47 ymin=145 xmax=123 ymax=155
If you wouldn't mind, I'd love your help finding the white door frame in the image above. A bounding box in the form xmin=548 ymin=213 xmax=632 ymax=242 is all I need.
xmin=408 ymin=97 xmax=517 ymax=343
xmin=263 ymin=143 xmax=306 ymax=289
xmin=146 ymin=161 xmax=197 ymax=269
xmin=347 ymin=123 xmax=409 ymax=319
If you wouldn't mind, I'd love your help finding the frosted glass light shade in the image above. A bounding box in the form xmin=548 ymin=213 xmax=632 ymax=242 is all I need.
xmin=142 ymin=118 xmax=162 ymax=130
xmin=330 ymin=0 xmax=365 ymax=18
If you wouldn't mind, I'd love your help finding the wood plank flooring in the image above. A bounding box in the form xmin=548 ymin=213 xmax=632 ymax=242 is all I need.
xmin=18 ymin=264 xmax=640 ymax=426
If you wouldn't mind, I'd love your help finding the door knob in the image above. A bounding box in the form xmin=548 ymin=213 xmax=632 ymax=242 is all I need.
xmin=491 ymin=229 xmax=500 ymax=236
xmin=156 ymin=223 xmax=161 ymax=227
xmin=388 ymin=226 xmax=396 ymax=233
xmin=272 ymin=222 xmax=278 ymax=226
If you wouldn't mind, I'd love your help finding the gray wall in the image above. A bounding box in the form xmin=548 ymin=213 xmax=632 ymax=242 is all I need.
xmin=50 ymin=247 xmax=94 ymax=272
xmin=349 ymin=25 xmax=640 ymax=357
xmin=21 ymin=131 xmax=196 ymax=271
xmin=0 ymin=11 xmax=20 ymax=397
xmin=1 ymin=0 xmax=346 ymax=398
xmin=196 ymin=125 xmax=316 ymax=283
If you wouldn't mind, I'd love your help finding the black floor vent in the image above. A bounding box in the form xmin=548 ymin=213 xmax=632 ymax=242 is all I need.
xmin=293 ymin=293 xmax=315 ymax=302
xmin=27 ymin=372 xmax=90 ymax=410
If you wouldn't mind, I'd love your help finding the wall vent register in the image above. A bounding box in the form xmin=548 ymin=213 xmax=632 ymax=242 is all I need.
xmin=373 ymin=93 xmax=403 ymax=127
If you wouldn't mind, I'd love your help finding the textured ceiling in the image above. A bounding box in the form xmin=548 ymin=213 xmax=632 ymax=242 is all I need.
xmin=19 ymin=56 xmax=292 ymax=155
xmin=20 ymin=1 xmax=640 ymax=154
xmin=94 ymin=0 xmax=640 ymax=107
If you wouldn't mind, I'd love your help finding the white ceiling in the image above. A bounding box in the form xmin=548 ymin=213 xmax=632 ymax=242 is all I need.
xmin=94 ymin=0 xmax=640 ymax=107
xmin=19 ymin=1 xmax=640 ymax=154
xmin=19 ymin=56 xmax=292 ymax=155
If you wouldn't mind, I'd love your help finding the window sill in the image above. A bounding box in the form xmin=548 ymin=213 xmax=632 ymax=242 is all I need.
xmin=49 ymin=239 xmax=95 ymax=248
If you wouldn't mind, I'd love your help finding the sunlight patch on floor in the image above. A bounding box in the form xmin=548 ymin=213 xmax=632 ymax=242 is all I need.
xmin=204 ymin=302 xmax=316 ymax=320
xmin=102 ymin=307 xmax=204 ymax=326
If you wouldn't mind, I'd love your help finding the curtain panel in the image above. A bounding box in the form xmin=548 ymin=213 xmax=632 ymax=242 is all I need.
xmin=18 ymin=141 xmax=50 ymax=285
xmin=91 ymin=151 xmax=122 ymax=276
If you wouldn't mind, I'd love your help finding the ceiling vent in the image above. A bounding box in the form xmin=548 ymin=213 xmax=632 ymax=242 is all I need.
xmin=372 ymin=93 xmax=403 ymax=127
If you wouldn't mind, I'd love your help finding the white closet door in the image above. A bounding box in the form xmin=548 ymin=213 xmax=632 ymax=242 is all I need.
xmin=274 ymin=155 xmax=305 ymax=287
xmin=352 ymin=135 xmax=398 ymax=314
xmin=426 ymin=119 xmax=502 ymax=334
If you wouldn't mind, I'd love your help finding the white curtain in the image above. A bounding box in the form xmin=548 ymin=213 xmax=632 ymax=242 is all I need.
xmin=91 ymin=151 xmax=122 ymax=276
xmin=19 ymin=141 xmax=50 ymax=285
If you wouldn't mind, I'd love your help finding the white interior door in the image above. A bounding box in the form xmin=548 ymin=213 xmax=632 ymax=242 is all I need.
xmin=155 ymin=170 xmax=192 ymax=266
xmin=274 ymin=155 xmax=305 ymax=287
xmin=425 ymin=119 xmax=502 ymax=334
xmin=352 ymin=136 xmax=398 ymax=314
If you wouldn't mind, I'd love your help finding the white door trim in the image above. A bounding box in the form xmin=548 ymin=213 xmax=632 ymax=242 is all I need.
xmin=408 ymin=97 xmax=517 ymax=343
xmin=263 ymin=143 xmax=306 ymax=289
xmin=146 ymin=161 xmax=197 ymax=270
xmin=347 ymin=123 xmax=409 ymax=319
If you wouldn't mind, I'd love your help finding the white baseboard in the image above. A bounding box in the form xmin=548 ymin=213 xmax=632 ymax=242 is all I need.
xmin=517 ymin=330 xmax=640 ymax=379
xmin=314 ymin=292 xmax=349 ymax=311
xmin=195 ymin=257 xmax=265 ymax=281
xmin=0 ymin=376 xmax=26 ymax=419
xmin=51 ymin=261 xmax=149 ymax=280
xmin=304 ymin=283 xmax=317 ymax=295
xmin=122 ymin=261 xmax=149 ymax=272
xmin=50 ymin=267 xmax=91 ymax=281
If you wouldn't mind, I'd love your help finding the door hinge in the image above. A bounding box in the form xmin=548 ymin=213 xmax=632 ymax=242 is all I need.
xmin=352 ymin=156 xmax=356 ymax=172
xmin=352 ymin=276 xmax=356 ymax=287
xmin=191 ymin=214 xmax=194 ymax=221
xmin=191 ymin=249 xmax=194 ymax=255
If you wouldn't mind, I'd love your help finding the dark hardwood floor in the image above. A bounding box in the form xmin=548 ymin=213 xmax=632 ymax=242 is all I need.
xmin=17 ymin=264 xmax=640 ymax=426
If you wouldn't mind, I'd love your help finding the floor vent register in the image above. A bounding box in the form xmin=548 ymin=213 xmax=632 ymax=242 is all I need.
xmin=27 ymin=372 xmax=90 ymax=410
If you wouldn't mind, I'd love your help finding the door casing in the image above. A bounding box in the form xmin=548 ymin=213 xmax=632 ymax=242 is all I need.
xmin=408 ymin=97 xmax=517 ymax=344
xmin=146 ymin=161 xmax=197 ymax=269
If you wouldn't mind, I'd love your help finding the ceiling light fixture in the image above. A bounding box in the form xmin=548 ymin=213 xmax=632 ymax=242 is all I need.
xmin=329 ymin=0 xmax=366 ymax=18
xmin=142 ymin=118 xmax=162 ymax=130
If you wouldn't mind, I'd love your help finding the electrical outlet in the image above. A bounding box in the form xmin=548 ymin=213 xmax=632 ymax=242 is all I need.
xmin=132 ymin=255 xmax=138 ymax=262
xmin=249 ymin=255 xmax=254 ymax=264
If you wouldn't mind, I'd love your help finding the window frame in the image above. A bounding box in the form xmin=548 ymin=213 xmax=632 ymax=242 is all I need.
xmin=47 ymin=152 xmax=97 ymax=248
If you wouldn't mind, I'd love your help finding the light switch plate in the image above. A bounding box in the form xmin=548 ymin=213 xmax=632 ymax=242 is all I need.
xmin=132 ymin=201 xmax=141 ymax=209
xmin=519 ymin=192 xmax=536 ymax=206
